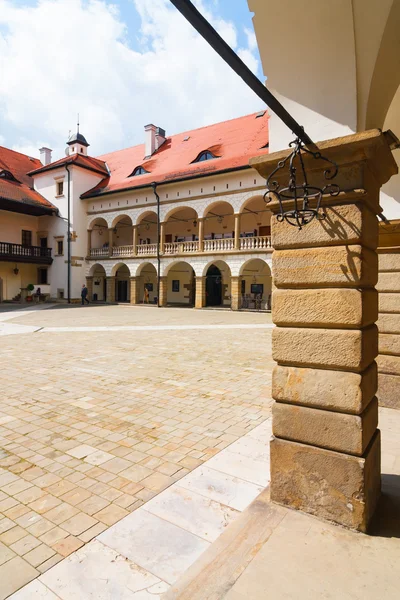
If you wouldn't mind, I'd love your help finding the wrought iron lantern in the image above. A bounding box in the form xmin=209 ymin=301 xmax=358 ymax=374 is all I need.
xmin=264 ymin=137 xmax=340 ymax=229
xmin=13 ymin=265 xmax=19 ymax=275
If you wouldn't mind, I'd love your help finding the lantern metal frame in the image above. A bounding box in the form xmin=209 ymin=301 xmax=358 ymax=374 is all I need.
xmin=263 ymin=137 xmax=341 ymax=229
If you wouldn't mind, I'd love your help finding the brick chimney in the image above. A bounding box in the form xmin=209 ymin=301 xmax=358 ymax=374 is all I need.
xmin=39 ymin=147 xmax=52 ymax=166
xmin=144 ymin=124 xmax=166 ymax=158
xmin=144 ymin=124 xmax=157 ymax=158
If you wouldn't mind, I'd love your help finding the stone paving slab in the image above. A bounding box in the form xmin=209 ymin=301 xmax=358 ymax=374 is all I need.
xmin=0 ymin=306 xmax=273 ymax=597
xmin=11 ymin=418 xmax=271 ymax=599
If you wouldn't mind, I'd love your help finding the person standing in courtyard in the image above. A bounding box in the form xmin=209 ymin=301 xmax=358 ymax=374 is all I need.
xmin=81 ymin=284 xmax=89 ymax=305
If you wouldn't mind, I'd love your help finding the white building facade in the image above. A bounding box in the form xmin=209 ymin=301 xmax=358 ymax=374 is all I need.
xmin=27 ymin=112 xmax=273 ymax=310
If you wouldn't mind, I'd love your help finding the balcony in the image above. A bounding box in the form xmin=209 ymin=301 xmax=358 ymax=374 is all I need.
xmin=89 ymin=235 xmax=272 ymax=260
xmin=0 ymin=241 xmax=53 ymax=264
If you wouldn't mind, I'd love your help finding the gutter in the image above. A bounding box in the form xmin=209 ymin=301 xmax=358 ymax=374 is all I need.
xmin=65 ymin=164 xmax=71 ymax=304
xmin=151 ymin=182 xmax=161 ymax=308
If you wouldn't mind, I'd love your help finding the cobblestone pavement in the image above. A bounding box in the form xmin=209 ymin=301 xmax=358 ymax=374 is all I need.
xmin=0 ymin=305 xmax=273 ymax=598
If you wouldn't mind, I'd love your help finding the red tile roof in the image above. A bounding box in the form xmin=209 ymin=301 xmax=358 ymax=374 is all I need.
xmin=28 ymin=153 xmax=109 ymax=177
xmin=82 ymin=111 xmax=269 ymax=198
xmin=0 ymin=146 xmax=56 ymax=212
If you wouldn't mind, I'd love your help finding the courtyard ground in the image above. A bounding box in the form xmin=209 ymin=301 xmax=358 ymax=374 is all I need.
xmin=0 ymin=305 xmax=273 ymax=598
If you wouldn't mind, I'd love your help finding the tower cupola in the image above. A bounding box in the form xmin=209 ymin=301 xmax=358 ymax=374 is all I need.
xmin=66 ymin=119 xmax=89 ymax=155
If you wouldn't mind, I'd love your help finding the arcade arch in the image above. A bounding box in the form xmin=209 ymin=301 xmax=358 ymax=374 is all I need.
xmin=88 ymin=263 xmax=106 ymax=301
xmin=137 ymin=262 xmax=157 ymax=304
xmin=165 ymin=261 xmax=195 ymax=306
xmin=203 ymin=260 xmax=232 ymax=307
xmin=239 ymin=258 xmax=272 ymax=311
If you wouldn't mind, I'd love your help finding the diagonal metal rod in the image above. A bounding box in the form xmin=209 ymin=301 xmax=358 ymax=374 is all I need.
xmin=169 ymin=0 xmax=313 ymax=146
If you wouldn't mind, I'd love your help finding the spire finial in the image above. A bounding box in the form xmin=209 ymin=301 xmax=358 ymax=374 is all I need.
xmin=77 ymin=113 xmax=80 ymax=134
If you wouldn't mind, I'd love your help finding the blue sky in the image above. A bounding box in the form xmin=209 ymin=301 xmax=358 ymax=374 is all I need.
xmin=0 ymin=0 xmax=264 ymax=158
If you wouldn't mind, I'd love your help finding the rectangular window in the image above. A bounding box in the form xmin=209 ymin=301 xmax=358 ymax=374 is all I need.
xmin=21 ymin=230 xmax=32 ymax=246
xmin=56 ymin=181 xmax=64 ymax=196
xmin=38 ymin=268 xmax=48 ymax=284
xmin=172 ymin=280 xmax=180 ymax=292
xmin=57 ymin=240 xmax=64 ymax=255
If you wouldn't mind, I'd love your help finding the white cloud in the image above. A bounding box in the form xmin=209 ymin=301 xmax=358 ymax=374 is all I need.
xmin=0 ymin=0 xmax=263 ymax=160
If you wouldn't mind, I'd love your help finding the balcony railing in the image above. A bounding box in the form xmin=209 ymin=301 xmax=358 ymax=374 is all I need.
xmin=0 ymin=242 xmax=52 ymax=264
xmin=88 ymin=236 xmax=272 ymax=259
xmin=240 ymin=235 xmax=272 ymax=250
xmin=112 ymin=245 xmax=135 ymax=257
xmin=164 ymin=241 xmax=199 ymax=254
xmin=203 ymin=238 xmax=235 ymax=252
xmin=90 ymin=247 xmax=109 ymax=257
xmin=137 ymin=243 xmax=158 ymax=256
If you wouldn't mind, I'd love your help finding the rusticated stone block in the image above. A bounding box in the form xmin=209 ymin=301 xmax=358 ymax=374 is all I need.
xmin=379 ymin=333 xmax=400 ymax=356
xmin=377 ymin=354 xmax=400 ymax=376
xmin=377 ymin=313 xmax=400 ymax=334
xmin=272 ymin=325 xmax=378 ymax=372
xmin=273 ymin=288 xmax=377 ymax=329
xmin=379 ymin=293 xmax=400 ymax=314
xmin=273 ymin=245 xmax=378 ymax=288
xmin=376 ymin=272 xmax=400 ymax=292
xmin=377 ymin=373 xmax=400 ymax=409
xmin=378 ymin=252 xmax=400 ymax=272
xmin=272 ymin=397 xmax=378 ymax=455
xmin=272 ymin=363 xmax=377 ymax=414
xmin=272 ymin=203 xmax=378 ymax=250
xmin=270 ymin=430 xmax=381 ymax=532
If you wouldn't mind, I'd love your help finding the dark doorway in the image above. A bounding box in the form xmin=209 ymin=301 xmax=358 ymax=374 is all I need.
xmin=117 ymin=280 xmax=128 ymax=302
xmin=206 ymin=265 xmax=222 ymax=306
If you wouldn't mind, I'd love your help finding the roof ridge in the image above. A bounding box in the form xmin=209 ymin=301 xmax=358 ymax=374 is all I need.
xmin=95 ymin=110 xmax=268 ymax=159
xmin=0 ymin=145 xmax=41 ymax=164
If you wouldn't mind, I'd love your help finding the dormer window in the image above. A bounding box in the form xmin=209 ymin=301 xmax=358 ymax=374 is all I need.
xmin=0 ymin=169 xmax=19 ymax=182
xmin=193 ymin=150 xmax=218 ymax=163
xmin=130 ymin=166 xmax=149 ymax=177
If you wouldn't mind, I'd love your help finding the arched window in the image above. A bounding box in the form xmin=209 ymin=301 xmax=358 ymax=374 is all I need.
xmin=130 ymin=166 xmax=149 ymax=177
xmin=192 ymin=150 xmax=218 ymax=163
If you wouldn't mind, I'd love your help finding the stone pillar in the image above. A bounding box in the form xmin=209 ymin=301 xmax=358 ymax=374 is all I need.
xmin=250 ymin=130 xmax=398 ymax=532
xmin=106 ymin=276 xmax=116 ymax=303
xmin=159 ymin=276 xmax=167 ymax=307
xmin=108 ymin=228 xmax=113 ymax=257
xmin=86 ymin=276 xmax=93 ymax=300
xmin=198 ymin=218 xmax=204 ymax=252
xmin=130 ymin=277 xmax=139 ymax=305
xmin=195 ymin=276 xmax=206 ymax=309
xmin=231 ymin=275 xmax=242 ymax=310
xmin=87 ymin=230 xmax=92 ymax=257
xmin=234 ymin=213 xmax=241 ymax=250
xmin=132 ymin=226 xmax=138 ymax=255
xmin=160 ymin=223 xmax=165 ymax=253
xmin=377 ymin=221 xmax=400 ymax=409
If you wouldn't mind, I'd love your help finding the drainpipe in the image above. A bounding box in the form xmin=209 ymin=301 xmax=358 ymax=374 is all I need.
xmin=65 ymin=164 xmax=71 ymax=304
xmin=151 ymin=182 xmax=161 ymax=307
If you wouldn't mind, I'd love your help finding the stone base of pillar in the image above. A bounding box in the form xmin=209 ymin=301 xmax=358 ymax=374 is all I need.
xmin=270 ymin=430 xmax=381 ymax=532
xmin=230 ymin=276 xmax=242 ymax=311
xmin=106 ymin=277 xmax=116 ymax=303
xmin=129 ymin=277 xmax=139 ymax=305
xmin=86 ymin=277 xmax=93 ymax=301
xmin=377 ymin=245 xmax=400 ymax=409
xmin=195 ymin=277 xmax=206 ymax=309
xmin=159 ymin=277 xmax=167 ymax=307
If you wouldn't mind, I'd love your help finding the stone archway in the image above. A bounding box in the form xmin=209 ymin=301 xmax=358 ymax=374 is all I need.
xmin=203 ymin=260 xmax=232 ymax=308
xmin=136 ymin=262 xmax=157 ymax=304
xmin=166 ymin=261 xmax=196 ymax=306
xmin=88 ymin=264 xmax=107 ymax=302
xmin=239 ymin=258 xmax=272 ymax=310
